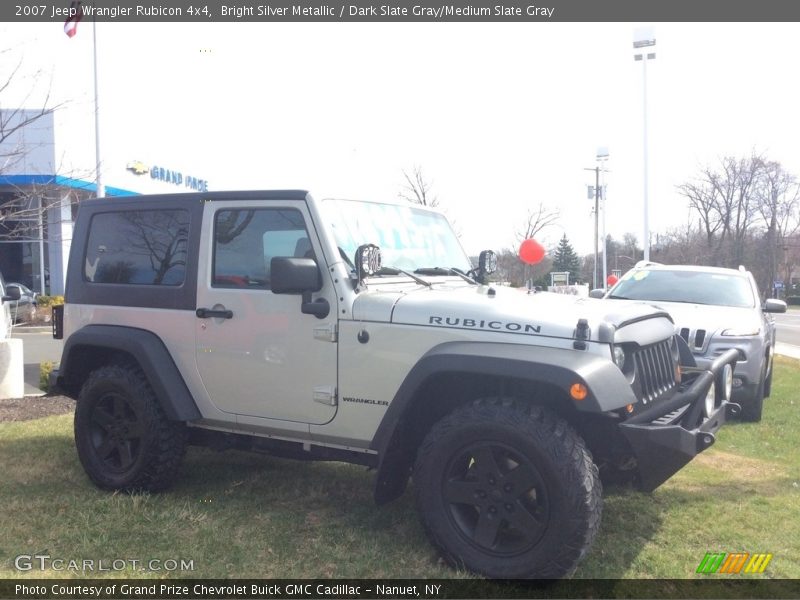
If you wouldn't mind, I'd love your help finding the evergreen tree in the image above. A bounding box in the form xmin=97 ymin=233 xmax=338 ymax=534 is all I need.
xmin=552 ymin=234 xmax=581 ymax=284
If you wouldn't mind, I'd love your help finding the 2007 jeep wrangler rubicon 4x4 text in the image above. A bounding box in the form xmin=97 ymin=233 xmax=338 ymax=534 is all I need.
xmin=52 ymin=190 xmax=740 ymax=579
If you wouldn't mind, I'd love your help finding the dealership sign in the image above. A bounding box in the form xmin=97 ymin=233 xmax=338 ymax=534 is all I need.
xmin=126 ymin=160 xmax=208 ymax=192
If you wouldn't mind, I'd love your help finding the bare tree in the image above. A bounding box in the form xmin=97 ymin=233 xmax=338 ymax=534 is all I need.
xmin=515 ymin=202 xmax=560 ymax=243
xmin=1 ymin=50 xmax=72 ymax=240
xmin=678 ymin=154 xmax=767 ymax=267
xmin=753 ymin=160 xmax=800 ymax=295
xmin=399 ymin=166 xmax=438 ymax=207
xmin=1 ymin=50 xmax=62 ymax=174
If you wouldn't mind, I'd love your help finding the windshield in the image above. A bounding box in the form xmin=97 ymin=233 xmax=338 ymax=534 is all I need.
xmin=321 ymin=199 xmax=472 ymax=273
xmin=610 ymin=269 xmax=756 ymax=308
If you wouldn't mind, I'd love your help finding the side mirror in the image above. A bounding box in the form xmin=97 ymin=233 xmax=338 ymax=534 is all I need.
xmin=270 ymin=257 xmax=329 ymax=319
xmin=764 ymin=298 xmax=787 ymax=314
xmin=589 ymin=289 xmax=606 ymax=299
xmin=271 ymin=257 xmax=321 ymax=294
xmin=2 ymin=286 xmax=21 ymax=303
xmin=474 ymin=250 xmax=497 ymax=284
xmin=355 ymin=244 xmax=382 ymax=283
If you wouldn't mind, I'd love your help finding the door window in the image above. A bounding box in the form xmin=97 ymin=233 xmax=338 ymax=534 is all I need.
xmin=212 ymin=208 xmax=311 ymax=289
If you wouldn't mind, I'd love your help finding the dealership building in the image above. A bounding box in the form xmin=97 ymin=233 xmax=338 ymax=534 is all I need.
xmin=0 ymin=109 xmax=208 ymax=295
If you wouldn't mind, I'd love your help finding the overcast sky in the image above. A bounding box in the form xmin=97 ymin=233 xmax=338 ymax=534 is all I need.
xmin=3 ymin=21 xmax=800 ymax=257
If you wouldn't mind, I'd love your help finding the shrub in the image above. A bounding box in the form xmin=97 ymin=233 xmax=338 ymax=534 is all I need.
xmin=787 ymin=296 xmax=800 ymax=306
xmin=36 ymin=295 xmax=65 ymax=308
xmin=39 ymin=361 xmax=55 ymax=392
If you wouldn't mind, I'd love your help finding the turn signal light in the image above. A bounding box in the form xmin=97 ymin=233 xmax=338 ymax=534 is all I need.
xmin=570 ymin=383 xmax=588 ymax=401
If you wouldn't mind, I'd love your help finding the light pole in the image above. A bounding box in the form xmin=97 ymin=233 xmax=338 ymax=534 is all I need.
xmin=633 ymin=27 xmax=655 ymax=261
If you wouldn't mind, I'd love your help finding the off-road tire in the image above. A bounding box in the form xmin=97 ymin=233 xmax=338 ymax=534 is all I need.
xmin=413 ymin=398 xmax=602 ymax=579
xmin=74 ymin=364 xmax=187 ymax=491
xmin=739 ymin=360 xmax=767 ymax=423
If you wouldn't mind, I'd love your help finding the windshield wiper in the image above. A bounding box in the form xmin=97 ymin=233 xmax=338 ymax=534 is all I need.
xmin=414 ymin=267 xmax=477 ymax=284
xmin=375 ymin=266 xmax=432 ymax=287
xmin=607 ymin=294 xmax=630 ymax=300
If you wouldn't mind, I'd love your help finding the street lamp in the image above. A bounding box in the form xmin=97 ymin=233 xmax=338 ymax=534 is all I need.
xmin=633 ymin=26 xmax=656 ymax=261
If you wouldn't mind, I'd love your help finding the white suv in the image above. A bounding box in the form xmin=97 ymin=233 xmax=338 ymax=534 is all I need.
xmin=52 ymin=191 xmax=740 ymax=579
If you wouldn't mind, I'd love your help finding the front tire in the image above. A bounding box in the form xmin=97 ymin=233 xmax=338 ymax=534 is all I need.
xmin=739 ymin=361 xmax=767 ymax=423
xmin=74 ymin=365 xmax=187 ymax=491
xmin=413 ymin=398 xmax=602 ymax=579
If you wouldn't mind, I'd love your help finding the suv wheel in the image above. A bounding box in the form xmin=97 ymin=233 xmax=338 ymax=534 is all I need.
xmin=74 ymin=365 xmax=187 ymax=491
xmin=413 ymin=398 xmax=601 ymax=579
xmin=739 ymin=360 xmax=767 ymax=423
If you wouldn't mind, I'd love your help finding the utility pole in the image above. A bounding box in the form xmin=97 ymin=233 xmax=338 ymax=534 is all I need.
xmin=584 ymin=165 xmax=602 ymax=289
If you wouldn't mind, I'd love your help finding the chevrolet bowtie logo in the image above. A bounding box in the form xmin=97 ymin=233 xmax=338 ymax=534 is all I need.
xmin=126 ymin=160 xmax=149 ymax=175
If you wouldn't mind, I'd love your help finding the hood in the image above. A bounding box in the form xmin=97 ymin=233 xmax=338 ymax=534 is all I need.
xmin=352 ymin=283 xmax=675 ymax=344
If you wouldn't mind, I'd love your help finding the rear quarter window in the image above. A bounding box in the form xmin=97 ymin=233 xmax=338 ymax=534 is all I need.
xmin=84 ymin=210 xmax=190 ymax=286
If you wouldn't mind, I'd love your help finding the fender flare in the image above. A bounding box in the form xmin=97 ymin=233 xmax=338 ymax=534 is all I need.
xmin=369 ymin=341 xmax=635 ymax=503
xmin=58 ymin=324 xmax=201 ymax=421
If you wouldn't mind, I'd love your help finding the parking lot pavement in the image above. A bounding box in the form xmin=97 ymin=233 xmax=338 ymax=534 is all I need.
xmin=775 ymin=342 xmax=800 ymax=360
xmin=10 ymin=328 xmax=63 ymax=397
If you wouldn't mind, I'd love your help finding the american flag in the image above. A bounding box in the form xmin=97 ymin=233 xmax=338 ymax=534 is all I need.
xmin=64 ymin=1 xmax=82 ymax=38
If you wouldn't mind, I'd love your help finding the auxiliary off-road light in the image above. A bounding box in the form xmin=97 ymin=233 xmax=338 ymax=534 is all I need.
xmin=721 ymin=364 xmax=733 ymax=401
xmin=703 ymin=383 xmax=716 ymax=418
xmin=570 ymin=383 xmax=588 ymax=401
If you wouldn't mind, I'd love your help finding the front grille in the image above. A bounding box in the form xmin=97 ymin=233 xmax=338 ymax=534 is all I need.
xmin=679 ymin=327 xmax=707 ymax=352
xmin=633 ymin=339 xmax=677 ymax=403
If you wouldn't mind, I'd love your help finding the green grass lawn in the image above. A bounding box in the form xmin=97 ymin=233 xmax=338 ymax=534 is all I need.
xmin=1 ymin=358 xmax=798 ymax=581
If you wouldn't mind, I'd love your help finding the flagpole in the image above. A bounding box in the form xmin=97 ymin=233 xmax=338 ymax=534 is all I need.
xmin=92 ymin=12 xmax=104 ymax=198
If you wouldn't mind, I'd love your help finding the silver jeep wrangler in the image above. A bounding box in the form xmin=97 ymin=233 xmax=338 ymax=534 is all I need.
xmin=53 ymin=190 xmax=739 ymax=579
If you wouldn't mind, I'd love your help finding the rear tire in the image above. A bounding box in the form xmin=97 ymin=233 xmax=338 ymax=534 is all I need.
xmin=413 ymin=398 xmax=602 ymax=579
xmin=74 ymin=365 xmax=187 ymax=491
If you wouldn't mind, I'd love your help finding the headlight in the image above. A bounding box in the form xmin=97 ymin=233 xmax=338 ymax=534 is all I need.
xmin=703 ymin=383 xmax=716 ymax=418
xmin=612 ymin=346 xmax=626 ymax=369
xmin=721 ymin=327 xmax=760 ymax=336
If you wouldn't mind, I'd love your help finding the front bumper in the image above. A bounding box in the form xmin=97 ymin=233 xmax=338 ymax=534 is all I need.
xmin=618 ymin=348 xmax=740 ymax=492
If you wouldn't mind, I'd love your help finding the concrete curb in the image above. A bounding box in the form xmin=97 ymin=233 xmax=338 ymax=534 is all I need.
xmin=10 ymin=326 xmax=52 ymax=334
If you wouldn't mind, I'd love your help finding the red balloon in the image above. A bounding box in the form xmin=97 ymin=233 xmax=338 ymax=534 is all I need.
xmin=519 ymin=238 xmax=545 ymax=265
xmin=607 ymin=275 xmax=619 ymax=286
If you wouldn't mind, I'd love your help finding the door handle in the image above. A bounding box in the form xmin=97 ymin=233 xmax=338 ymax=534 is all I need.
xmin=196 ymin=308 xmax=234 ymax=319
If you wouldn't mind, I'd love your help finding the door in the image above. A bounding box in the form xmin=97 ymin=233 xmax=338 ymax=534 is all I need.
xmin=195 ymin=200 xmax=338 ymax=424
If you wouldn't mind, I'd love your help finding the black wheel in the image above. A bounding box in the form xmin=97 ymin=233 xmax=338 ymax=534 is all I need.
xmin=739 ymin=361 xmax=766 ymax=423
xmin=413 ymin=398 xmax=602 ymax=579
xmin=74 ymin=365 xmax=187 ymax=491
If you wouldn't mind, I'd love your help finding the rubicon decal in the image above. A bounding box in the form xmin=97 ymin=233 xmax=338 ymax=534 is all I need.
xmin=696 ymin=552 xmax=773 ymax=574
xmin=429 ymin=316 xmax=542 ymax=334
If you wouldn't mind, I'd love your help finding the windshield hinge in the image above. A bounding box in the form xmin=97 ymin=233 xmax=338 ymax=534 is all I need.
xmin=313 ymin=323 xmax=338 ymax=342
